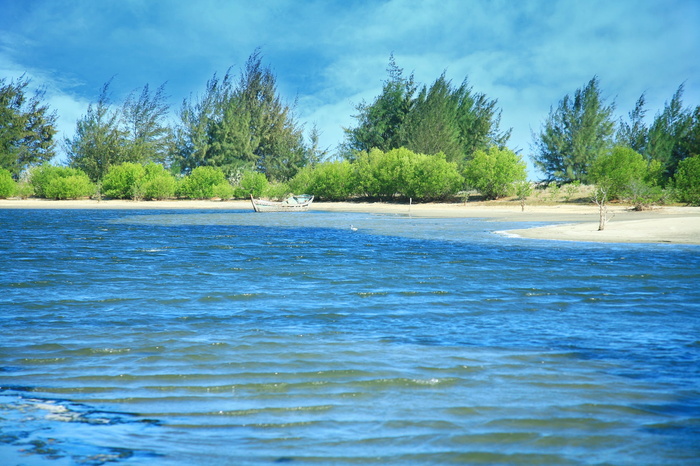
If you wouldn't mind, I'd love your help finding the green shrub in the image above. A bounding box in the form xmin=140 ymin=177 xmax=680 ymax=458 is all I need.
xmin=143 ymin=176 xmax=175 ymax=200
xmin=212 ymin=182 xmax=234 ymax=200
xmin=142 ymin=163 xmax=176 ymax=200
xmin=626 ymin=180 xmax=666 ymax=210
xmin=102 ymin=163 xmax=146 ymax=199
xmin=404 ymin=152 xmax=463 ymax=201
xmin=102 ymin=162 xmax=176 ymax=200
xmin=354 ymin=147 xmax=408 ymax=199
xmin=287 ymin=166 xmax=314 ymax=195
xmin=14 ymin=181 xmax=34 ymax=199
xmin=674 ymin=155 xmax=700 ymax=205
xmin=589 ymin=146 xmax=649 ymax=200
xmin=233 ymin=170 xmax=268 ymax=198
xmin=0 ymin=168 xmax=16 ymax=198
xmin=30 ymin=166 xmax=93 ymax=199
xmin=353 ymin=147 xmax=462 ymax=201
xmin=463 ymin=147 xmax=527 ymax=199
xmin=44 ymin=174 xmax=94 ymax=199
xmin=304 ymin=161 xmax=357 ymax=201
xmin=179 ymin=166 xmax=227 ymax=199
xmin=264 ymin=182 xmax=290 ymax=200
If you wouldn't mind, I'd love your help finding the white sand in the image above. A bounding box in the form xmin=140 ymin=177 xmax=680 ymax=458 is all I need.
xmin=2 ymin=198 xmax=699 ymax=245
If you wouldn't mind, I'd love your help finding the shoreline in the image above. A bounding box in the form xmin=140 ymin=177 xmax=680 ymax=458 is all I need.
xmin=1 ymin=198 xmax=699 ymax=245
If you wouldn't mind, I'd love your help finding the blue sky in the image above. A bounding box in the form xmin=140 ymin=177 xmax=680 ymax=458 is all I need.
xmin=1 ymin=0 xmax=699 ymax=176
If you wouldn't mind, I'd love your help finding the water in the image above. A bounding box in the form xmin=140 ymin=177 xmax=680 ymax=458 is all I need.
xmin=1 ymin=208 xmax=699 ymax=465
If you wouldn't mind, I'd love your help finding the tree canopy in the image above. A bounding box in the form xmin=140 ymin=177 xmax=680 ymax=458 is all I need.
xmin=66 ymin=80 xmax=173 ymax=182
xmin=531 ymin=77 xmax=615 ymax=184
xmin=463 ymin=146 xmax=527 ymax=199
xmin=0 ymin=75 xmax=57 ymax=178
xmin=343 ymin=56 xmax=510 ymax=166
xmin=2 ymin=53 xmax=698 ymax=203
xmin=176 ymin=50 xmax=308 ymax=181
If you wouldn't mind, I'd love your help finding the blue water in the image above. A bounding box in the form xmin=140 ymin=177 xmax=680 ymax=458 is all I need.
xmin=1 ymin=208 xmax=699 ymax=465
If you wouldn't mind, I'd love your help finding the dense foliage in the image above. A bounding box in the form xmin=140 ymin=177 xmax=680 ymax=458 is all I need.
xmin=1 ymin=53 xmax=698 ymax=205
xmin=233 ymin=170 xmax=269 ymax=198
xmin=102 ymin=162 xmax=176 ymax=200
xmin=30 ymin=165 xmax=94 ymax=199
xmin=354 ymin=147 xmax=462 ymax=200
xmin=533 ymin=79 xmax=700 ymax=190
xmin=177 ymin=166 xmax=230 ymax=199
xmin=589 ymin=147 xmax=658 ymax=199
xmin=0 ymin=76 xmax=57 ymax=178
xmin=588 ymin=146 xmax=665 ymax=209
xmin=289 ymin=161 xmax=356 ymax=201
xmin=288 ymin=148 xmax=462 ymax=202
xmin=463 ymin=147 xmax=527 ymax=199
xmin=65 ymin=81 xmax=173 ymax=183
xmin=0 ymin=168 xmax=15 ymax=198
xmin=532 ymin=77 xmax=615 ymax=184
xmin=674 ymin=155 xmax=700 ymax=205
xmin=176 ymin=50 xmax=308 ymax=181
xmin=343 ymin=56 xmax=509 ymax=167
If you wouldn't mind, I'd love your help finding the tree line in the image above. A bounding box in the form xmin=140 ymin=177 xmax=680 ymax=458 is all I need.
xmin=1 ymin=52 xmax=699 ymax=205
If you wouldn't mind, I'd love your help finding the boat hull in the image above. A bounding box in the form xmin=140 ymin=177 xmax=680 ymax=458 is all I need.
xmin=251 ymin=195 xmax=313 ymax=212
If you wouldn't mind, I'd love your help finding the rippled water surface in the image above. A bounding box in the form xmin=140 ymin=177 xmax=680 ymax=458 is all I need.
xmin=1 ymin=208 xmax=699 ymax=465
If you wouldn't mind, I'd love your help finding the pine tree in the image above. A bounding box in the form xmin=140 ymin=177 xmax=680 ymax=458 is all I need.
xmin=0 ymin=75 xmax=57 ymax=177
xmin=532 ymin=77 xmax=615 ymax=183
xmin=343 ymin=57 xmax=509 ymax=165
xmin=400 ymin=74 xmax=462 ymax=162
xmin=176 ymin=51 xmax=307 ymax=181
xmin=646 ymin=85 xmax=692 ymax=179
xmin=342 ymin=54 xmax=416 ymax=156
xmin=122 ymin=83 xmax=173 ymax=165
xmin=616 ymin=94 xmax=648 ymax=154
xmin=66 ymin=81 xmax=128 ymax=182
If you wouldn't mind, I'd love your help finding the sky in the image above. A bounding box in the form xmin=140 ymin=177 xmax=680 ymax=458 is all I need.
xmin=1 ymin=0 xmax=699 ymax=178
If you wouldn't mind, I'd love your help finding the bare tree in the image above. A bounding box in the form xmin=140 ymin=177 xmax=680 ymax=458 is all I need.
xmin=592 ymin=185 xmax=612 ymax=231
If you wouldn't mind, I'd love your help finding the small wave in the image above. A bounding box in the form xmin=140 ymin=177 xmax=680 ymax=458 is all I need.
xmin=0 ymin=395 xmax=161 ymax=462
xmin=494 ymin=230 xmax=521 ymax=238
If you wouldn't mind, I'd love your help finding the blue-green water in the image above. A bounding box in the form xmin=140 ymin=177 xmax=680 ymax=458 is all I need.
xmin=1 ymin=208 xmax=699 ymax=465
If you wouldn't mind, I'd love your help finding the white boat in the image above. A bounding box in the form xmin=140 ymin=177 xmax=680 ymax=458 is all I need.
xmin=251 ymin=194 xmax=314 ymax=212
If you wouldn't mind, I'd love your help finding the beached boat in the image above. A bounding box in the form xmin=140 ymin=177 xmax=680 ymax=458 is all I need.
xmin=251 ymin=194 xmax=314 ymax=212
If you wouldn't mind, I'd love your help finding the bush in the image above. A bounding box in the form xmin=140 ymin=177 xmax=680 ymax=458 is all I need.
xmin=264 ymin=182 xmax=290 ymax=200
xmin=404 ymin=152 xmax=463 ymax=201
xmin=142 ymin=163 xmax=176 ymax=200
xmin=463 ymin=147 xmax=527 ymax=199
xmin=287 ymin=166 xmax=314 ymax=195
xmin=179 ymin=166 xmax=227 ymax=199
xmin=102 ymin=163 xmax=145 ymax=199
xmin=353 ymin=147 xmax=462 ymax=201
xmin=14 ymin=181 xmax=34 ymax=199
xmin=43 ymin=174 xmax=94 ymax=199
xmin=102 ymin=162 xmax=176 ymax=200
xmin=143 ymin=175 xmax=176 ymax=200
xmin=589 ymin=146 xmax=649 ymax=200
xmin=0 ymin=168 xmax=16 ymax=198
xmin=291 ymin=161 xmax=356 ymax=201
xmin=354 ymin=148 xmax=408 ymax=200
xmin=30 ymin=166 xmax=94 ymax=199
xmin=212 ymin=182 xmax=234 ymax=200
xmin=233 ymin=170 xmax=268 ymax=198
xmin=674 ymin=155 xmax=700 ymax=205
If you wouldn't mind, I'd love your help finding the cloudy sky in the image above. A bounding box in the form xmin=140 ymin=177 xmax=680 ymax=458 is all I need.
xmin=1 ymin=0 xmax=699 ymax=176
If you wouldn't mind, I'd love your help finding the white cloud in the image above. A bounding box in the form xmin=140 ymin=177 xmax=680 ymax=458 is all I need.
xmin=1 ymin=0 xmax=698 ymax=174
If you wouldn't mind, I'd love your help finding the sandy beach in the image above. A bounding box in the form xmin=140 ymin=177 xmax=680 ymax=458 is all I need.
xmin=1 ymin=198 xmax=699 ymax=245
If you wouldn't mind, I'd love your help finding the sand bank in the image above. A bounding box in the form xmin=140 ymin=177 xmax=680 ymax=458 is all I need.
xmin=2 ymin=198 xmax=699 ymax=245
